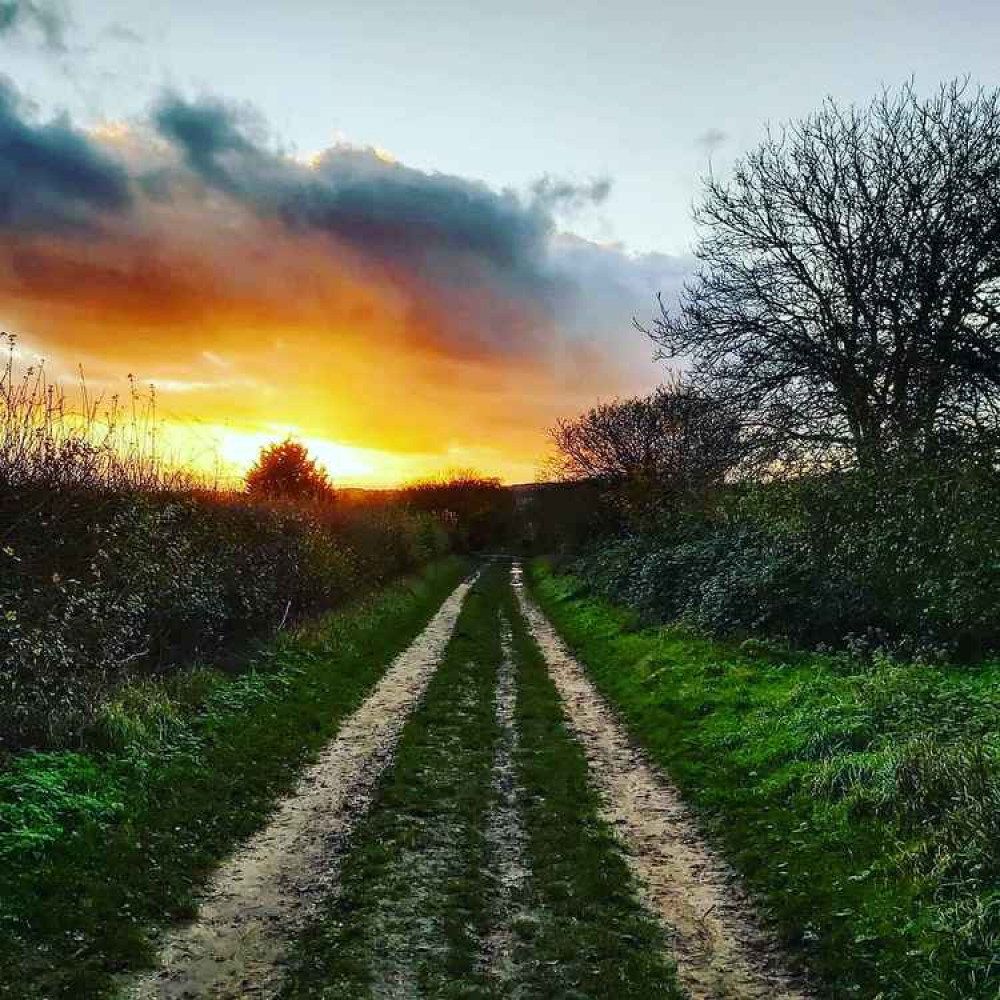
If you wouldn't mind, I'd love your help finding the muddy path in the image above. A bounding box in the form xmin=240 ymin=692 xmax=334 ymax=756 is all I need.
xmin=121 ymin=574 xmax=477 ymax=1000
xmin=512 ymin=562 xmax=811 ymax=1000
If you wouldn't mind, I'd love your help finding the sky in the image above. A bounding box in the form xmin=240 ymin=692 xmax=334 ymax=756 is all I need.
xmin=3 ymin=0 xmax=1000 ymax=485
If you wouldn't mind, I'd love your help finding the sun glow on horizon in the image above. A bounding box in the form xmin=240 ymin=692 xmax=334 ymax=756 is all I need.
xmin=1 ymin=332 xmax=550 ymax=491
xmin=153 ymin=420 xmax=540 ymax=490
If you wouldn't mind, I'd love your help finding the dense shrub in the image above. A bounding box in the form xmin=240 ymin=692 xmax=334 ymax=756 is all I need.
xmin=395 ymin=471 xmax=515 ymax=552
xmin=0 ymin=487 xmax=451 ymax=751
xmin=0 ymin=347 xmax=460 ymax=751
xmin=572 ymin=460 xmax=1000 ymax=658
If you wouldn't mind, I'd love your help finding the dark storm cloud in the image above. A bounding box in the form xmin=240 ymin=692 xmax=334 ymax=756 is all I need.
xmin=0 ymin=78 xmax=131 ymax=231
xmin=0 ymin=0 xmax=66 ymax=51
xmin=2 ymin=84 xmax=688 ymax=373
xmin=152 ymin=95 xmax=263 ymax=195
xmin=149 ymin=94 xmax=614 ymax=300
xmin=295 ymin=146 xmax=551 ymax=273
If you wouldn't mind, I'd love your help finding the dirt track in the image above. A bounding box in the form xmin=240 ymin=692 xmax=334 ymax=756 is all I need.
xmin=122 ymin=575 xmax=476 ymax=1000
xmin=513 ymin=562 xmax=810 ymax=1000
xmin=122 ymin=563 xmax=811 ymax=1000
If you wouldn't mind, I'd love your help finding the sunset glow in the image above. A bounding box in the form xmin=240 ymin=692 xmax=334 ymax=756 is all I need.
xmin=0 ymin=97 xmax=679 ymax=487
xmin=157 ymin=420 xmax=541 ymax=488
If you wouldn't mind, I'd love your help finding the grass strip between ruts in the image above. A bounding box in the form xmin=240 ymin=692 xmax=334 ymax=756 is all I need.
xmin=504 ymin=581 xmax=683 ymax=1000
xmin=280 ymin=564 xmax=504 ymax=999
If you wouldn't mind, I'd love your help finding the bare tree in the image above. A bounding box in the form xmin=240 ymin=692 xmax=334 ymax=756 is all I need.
xmin=645 ymin=81 xmax=1000 ymax=469
xmin=550 ymin=376 xmax=742 ymax=504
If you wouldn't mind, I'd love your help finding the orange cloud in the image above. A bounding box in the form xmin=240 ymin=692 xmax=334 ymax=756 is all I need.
xmin=0 ymin=83 xmax=689 ymax=484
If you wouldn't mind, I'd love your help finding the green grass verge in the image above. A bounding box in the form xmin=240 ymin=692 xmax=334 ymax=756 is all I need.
xmin=280 ymin=565 xmax=504 ymax=999
xmin=527 ymin=557 xmax=1000 ymax=1000
xmin=504 ymin=584 xmax=682 ymax=1000
xmin=0 ymin=557 xmax=470 ymax=1000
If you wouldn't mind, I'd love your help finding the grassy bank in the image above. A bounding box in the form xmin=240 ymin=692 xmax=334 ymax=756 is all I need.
xmin=0 ymin=557 xmax=469 ymax=1000
xmin=527 ymin=558 xmax=1000 ymax=1000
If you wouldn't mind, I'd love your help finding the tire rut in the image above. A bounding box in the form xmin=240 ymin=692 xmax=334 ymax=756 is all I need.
xmin=120 ymin=574 xmax=477 ymax=1000
xmin=511 ymin=562 xmax=811 ymax=1000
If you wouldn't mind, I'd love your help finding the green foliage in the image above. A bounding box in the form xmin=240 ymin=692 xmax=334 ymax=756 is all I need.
xmin=0 ymin=558 xmax=469 ymax=999
xmin=0 ymin=486 xmax=453 ymax=750
xmin=528 ymin=559 xmax=1000 ymax=999
xmin=0 ymin=753 xmax=124 ymax=858
xmin=571 ymin=461 xmax=1000 ymax=657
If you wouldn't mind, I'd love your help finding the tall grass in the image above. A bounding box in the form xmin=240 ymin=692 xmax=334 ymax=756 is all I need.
xmin=0 ymin=332 xmax=192 ymax=493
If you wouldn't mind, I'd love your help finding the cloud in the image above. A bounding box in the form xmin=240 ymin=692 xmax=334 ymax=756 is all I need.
xmin=152 ymin=94 xmax=266 ymax=195
xmin=0 ymin=0 xmax=67 ymax=51
xmin=148 ymin=95 xmax=604 ymax=295
xmin=143 ymin=93 xmax=640 ymax=358
xmin=0 ymin=77 xmax=132 ymax=231
xmin=0 ymin=84 xmax=691 ymax=468
xmin=696 ymin=127 xmax=727 ymax=153
xmin=530 ymin=174 xmax=612 ymax=214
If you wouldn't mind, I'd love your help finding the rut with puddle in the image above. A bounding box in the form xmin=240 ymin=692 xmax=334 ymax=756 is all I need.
xmin=123 ymin=575 xmax=476 ymax=1000
xmin=512 ymin=562 xmax=811 ymax=1000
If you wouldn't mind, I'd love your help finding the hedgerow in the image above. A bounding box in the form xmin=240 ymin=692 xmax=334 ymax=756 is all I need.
xmin=568 ymin=460 xmax=1000 ymax=661
xmin=0 ymin=334 xmax=464 ymax=751
xmin=0 ymin=487 xmax=450 ymax=751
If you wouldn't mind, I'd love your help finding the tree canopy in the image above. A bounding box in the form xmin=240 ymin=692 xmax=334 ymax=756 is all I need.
xmin=550 ymin=378 xmax=742 ymax=503
xmin=245 ymin=438 xmax=334 ymax=503
xmin=646 ymin=80 xmax=1000 ymax=470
